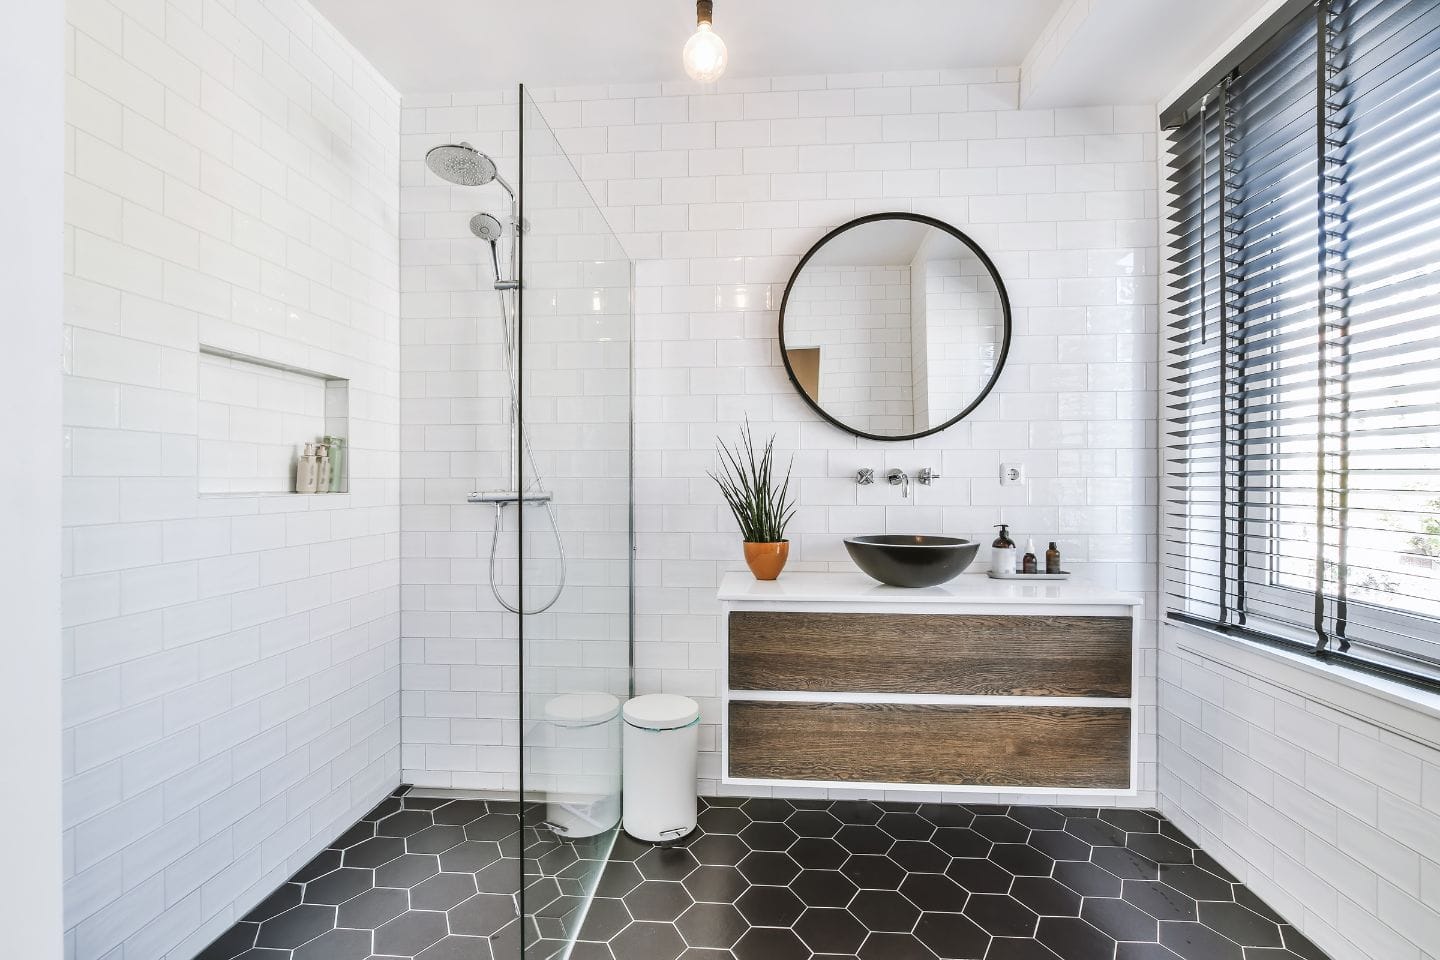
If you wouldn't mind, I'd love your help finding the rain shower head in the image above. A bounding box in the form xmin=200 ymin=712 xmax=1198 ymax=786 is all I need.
xmin=426 ymin=142 xmax=497 ymax=186
xmin=469 ymin=212 xmax=505 ymax=242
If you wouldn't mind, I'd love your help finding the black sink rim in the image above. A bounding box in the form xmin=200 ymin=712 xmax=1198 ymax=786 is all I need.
xmin=844 ymin=534 xmax=973 ymax=548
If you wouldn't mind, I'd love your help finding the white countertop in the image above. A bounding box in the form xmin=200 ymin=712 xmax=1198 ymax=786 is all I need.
xmin=717 ymin=570 xmax=1142 ymax=608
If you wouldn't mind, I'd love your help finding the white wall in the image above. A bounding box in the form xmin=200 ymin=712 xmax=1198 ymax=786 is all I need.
xmin=1 ymin=1 xmax=66 ymax=957
xmin=61 ymin=0 xmax=403 ymax=956
xmin=399 ymin=72 xmax=1161 ymax=808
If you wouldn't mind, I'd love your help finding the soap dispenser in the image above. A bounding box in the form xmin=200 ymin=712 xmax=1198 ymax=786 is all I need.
xmin=990 ymin=524 xmax=1017 ymax=576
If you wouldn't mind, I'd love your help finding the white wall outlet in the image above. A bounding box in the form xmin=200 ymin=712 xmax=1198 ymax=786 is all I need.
xmin=1000 ymin=463 xmax=1026 ymax=486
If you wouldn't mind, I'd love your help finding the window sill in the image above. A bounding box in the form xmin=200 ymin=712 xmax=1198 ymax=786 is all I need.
xmin=1164 ymin=618 xmax=1440 ymax=750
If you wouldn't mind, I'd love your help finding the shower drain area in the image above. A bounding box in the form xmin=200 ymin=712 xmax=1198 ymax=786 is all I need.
xmin=192 ymin=791 xmax=1332 ymax=960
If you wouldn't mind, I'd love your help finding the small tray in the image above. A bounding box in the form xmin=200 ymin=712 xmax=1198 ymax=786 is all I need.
xmin=987 ymin=569 xmax=1072 ymax=580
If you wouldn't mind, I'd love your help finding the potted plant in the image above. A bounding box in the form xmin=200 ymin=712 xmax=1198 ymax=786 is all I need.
xmin=709 ymin=421 xmax=797 ymax=580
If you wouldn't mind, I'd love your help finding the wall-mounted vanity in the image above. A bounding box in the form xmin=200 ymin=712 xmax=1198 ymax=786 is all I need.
xmin=718 ymin=571 xmax=1141 ymax=795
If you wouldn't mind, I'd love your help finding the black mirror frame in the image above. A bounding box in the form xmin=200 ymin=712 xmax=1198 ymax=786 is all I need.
xmin=777 ymin=212 xmax=1013 ymax=443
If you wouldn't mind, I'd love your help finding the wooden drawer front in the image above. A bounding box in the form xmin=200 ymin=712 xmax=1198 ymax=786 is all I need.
xmin=729 ymin=701 xmax=1130 ymax=789
xmin=728 ymin=611 xmax=1131 ymax=697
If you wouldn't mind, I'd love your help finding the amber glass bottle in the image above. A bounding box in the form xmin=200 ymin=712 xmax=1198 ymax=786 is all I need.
xmin=1046 ymin=541 xmax=1061 ymax=574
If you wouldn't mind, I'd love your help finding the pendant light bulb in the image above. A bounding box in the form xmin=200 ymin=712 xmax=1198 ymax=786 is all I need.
xmin=683 ymin=0 xmax=728 ymax=83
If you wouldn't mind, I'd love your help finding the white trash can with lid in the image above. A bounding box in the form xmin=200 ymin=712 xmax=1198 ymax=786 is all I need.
xmin=542 ymin=692 xmax=621 ymax=839
xmin=622 ymin=694 xmax=700 ymax=843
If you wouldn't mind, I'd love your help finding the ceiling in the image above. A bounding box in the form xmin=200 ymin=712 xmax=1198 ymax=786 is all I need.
xmin=310 ymin=0 xmax=1065 ymax=94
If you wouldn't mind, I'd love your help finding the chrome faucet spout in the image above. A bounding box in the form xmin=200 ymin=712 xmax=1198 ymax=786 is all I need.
xmin=887 ymin=468 xmax=910 ymax=499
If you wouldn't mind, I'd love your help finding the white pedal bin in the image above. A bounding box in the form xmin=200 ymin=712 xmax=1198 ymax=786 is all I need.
xmin=543 ymin=692 xmax=621 ymax=839
xmin=621 ymin=694 xmax=700 ymax=843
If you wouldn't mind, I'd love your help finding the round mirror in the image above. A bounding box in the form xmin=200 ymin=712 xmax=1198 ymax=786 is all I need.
xmin=778 ymin=213 xmax=1011 ymax=441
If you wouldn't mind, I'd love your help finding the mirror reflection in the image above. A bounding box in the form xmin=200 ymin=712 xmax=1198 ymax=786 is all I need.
xmin=780 ymin=215 xmax=1009 ymax=440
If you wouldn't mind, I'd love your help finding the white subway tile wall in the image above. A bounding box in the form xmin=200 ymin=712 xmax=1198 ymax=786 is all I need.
xmin=398 ymin=75 xmax=1161 ymax=808
xmin=62 ymin=0 xmax=402 ymax=957
xmin=1159 ymin=628 xmax=1440 ymax=960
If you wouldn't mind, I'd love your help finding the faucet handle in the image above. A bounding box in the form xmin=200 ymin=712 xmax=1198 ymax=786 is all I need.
xmin=856 ymin=468 xmax=874 ymax=486
xmin=917 ymin=467 xmax=941 ymax=485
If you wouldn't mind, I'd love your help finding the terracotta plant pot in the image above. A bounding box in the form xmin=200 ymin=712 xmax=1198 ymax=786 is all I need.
xmin=743 ymin=541 xmax=790 ymax=581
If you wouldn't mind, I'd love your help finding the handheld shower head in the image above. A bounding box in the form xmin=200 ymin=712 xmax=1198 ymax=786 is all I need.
xmin=469 ymin=212 xmax=505 ymax=242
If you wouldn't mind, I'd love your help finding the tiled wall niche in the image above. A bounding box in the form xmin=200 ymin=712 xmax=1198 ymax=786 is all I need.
xmin=198 ymin=346 xmax=350 ymax=495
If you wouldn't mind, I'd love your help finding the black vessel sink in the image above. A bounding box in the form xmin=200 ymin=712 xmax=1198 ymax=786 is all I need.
xmin=843 ymin=534 xmax=980 ymax=588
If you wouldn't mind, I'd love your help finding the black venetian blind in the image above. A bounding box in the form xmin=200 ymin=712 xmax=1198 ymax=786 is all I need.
xmin=1163 ymin=0 xmax=1440 ymax=682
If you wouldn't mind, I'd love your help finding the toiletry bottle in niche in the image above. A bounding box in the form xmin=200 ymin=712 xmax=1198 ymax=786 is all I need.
xmin=1022 ymin=538 xmax=1038 ymax=574
xmin=1046 ymin=541 xmax=1061 ymax=574
xmin=324 ymin=436 xmax=346 ymax=493
xmin=315 ymin=443 xmax=330 ymax=493
xmin=297 ymin=443 xmax=318 ymax=494
xmin=990 ymin=524 xmax=1017 ymax=576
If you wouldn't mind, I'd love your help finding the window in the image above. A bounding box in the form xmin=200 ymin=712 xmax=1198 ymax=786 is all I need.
xmin=1163 ymin=0 xmax=1440 ymax=683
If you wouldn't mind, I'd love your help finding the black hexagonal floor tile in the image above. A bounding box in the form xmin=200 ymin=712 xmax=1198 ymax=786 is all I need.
xmin=411 ymin=872 xmax=478 ymax=911
xmin=933 ymin=828 xmax=992 ymax=859
xmin=1036 ymin=916 xmax=1117 ymax=960
xmin=789 ymin=836 xmax=849 ymax=869
xmin=696 ymin=805 xmax=750 ymax=834
xmin=990 ymin=843 xmax=1053 ymax=877
xmin=1006 ymin=807 xmax=1066 ymax=831
xmin=374 ymin=910 xmax=449 ymax=956
xmin=626 ymin=881 xmax=693 ymax=922
xmin=987 ymin=936 xmax=1066 ymax=959
xmin=1159 ymin=921 xmax=1244 ymax=960
xmin=918 ymin=803 xmax=974 ymax=829
xmin=343 ymin=837 xmax=405 ymax=869
xmin=1127 ymin=832 xmax=1195 ymax=865
xmin=374 ymin=853 xmax=439 ymax=888
xmin=475 ymin=857 xmax=524 ymax=894
xmin=439 ymin=839 xmax=503 ymax=873
xmin=337 ymin=887 xmax=408 ymax=929
xmin=1092 ymin=845 xmax=1159 ymax=881
xmin=1063 ymin=818 xmax=1127 ymax=847
xmin=638 ymin=846 xmax=700 ymax=882
xmin=830 ymin=799 xmax=886 ymax=825
xmin=1052 ymin=859 xmax=1122 ymax=898
xmin=292 ymin=850 xmax=342 ymax=883
xmin=913 ymin=912 xmax=990 ymax=959
xmin=1026 ymin=830 xmax=1091 ymax=863
xmin=842 ymin=853 xmax=907 ymax=890
xmin=891 ymin=839 xmax=951 ymax=873
xmin=595 ymin=860 xmax=644 ymax=898
xmin=304 ymin=869 xmax=372 ymax=906
xmin=377 ymin=810 xmax=435 ymax=838
xmin=879 ymin=811 xmax=937 ymax=841
xmin=466 ymin=813 xmax=520 ymax=842
xmin=787 ymin=808 xmax=843 ymax=838
xmin=734 ymin=884 xmax=804 ymax=927
xmin=1158 ymin=863 xmax=1234 ymax=902
xmin=675 ymin=902 xmax=747 ymax=949
xmin=739 ymin=798 xmax=794 ymax=822
xmin=292 ymin=928 xmax=370 ymax=960
xmin=944 ymin=857 xmax=1013 ymax=894
xmin=1197 ymin=901 xmax=1283 ymax=947
xmin=735 ymin=851 xmax=800 ymax=886
xmin=1009 ymin=876 xmax=1080 ymax=918
xmin=449 ymin=892 xmax=518 ymax=937
xmin=418 ymin=935 xmax=495 ymax=960
xmin=733 ymin=927 xmax=809 ymax=960
xmin=408 ymin=824 xmax=467 ymax=855
xmin=792 ymin=868 xmax=858 ymax=908
xmin=850 ymin=889 xmax=921 ymax=932
xmin=739 ymin=820 xmax=797 ymax=852
xmin=837 ymin=823 xmax=894 ymax=855
xmin=1081 ymin=896 xmax=1158 ymax=942
xmin=193 ymin=923 xmax=258 ymax=960
xmin=900 ymin=872 xmax=967 ymax=913
xmin=688 ymin=833 xmax=748 ymax=866
xmin=610 ymin=920 xmax=687 ymax=960
xmin=963 ymin=893 xmax=1038 ymax=937
xmin=683 ymin=865 xmax=749 ymax=904
xmin=1123 ymin=880 xmax=1196 ymax=922
xmin=576 ymin=897 xmax=631 ymax=942
xmin=970 ymin=816 xmax=1030 ymax=844
xmin=432 ymin=800 xmax=489 ymax=825
xmin=795 ymin=906 xmax=868 ymax=954
xmin=1102 ymin=809 xmax=1161 ymax=833
xmin=256 ymin=905 xmax=337 ymax=949
xmin=330 ymin=822 xmax=376 ymax=849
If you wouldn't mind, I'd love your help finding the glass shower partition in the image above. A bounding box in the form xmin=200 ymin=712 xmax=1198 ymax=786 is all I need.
xmin=516 ymin=85 xmax=634 ymax=959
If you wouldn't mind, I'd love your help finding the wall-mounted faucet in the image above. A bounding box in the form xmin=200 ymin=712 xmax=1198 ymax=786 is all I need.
xmin=856 ymin=468 xmax=874 ymax=485
xmin=887 ymin=468 xmax=910 ymax=498
xmin=917 ymin=467 xmax=940 ymax=486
